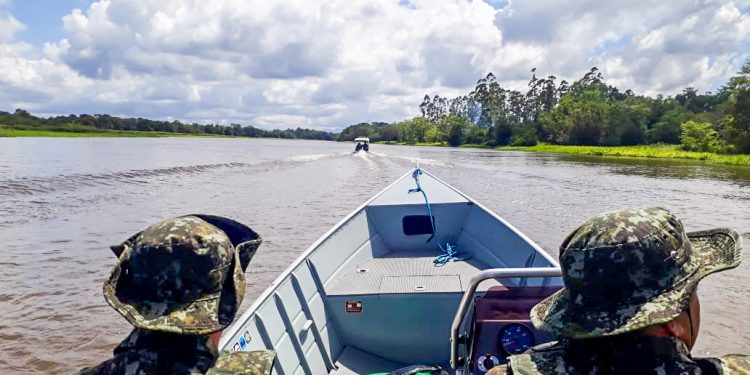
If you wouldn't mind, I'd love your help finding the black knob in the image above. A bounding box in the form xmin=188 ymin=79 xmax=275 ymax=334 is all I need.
xmin=483 ymin=356 xmax=495 ymax=370
xmin=476 ymin=354 xmax=500 ymax=372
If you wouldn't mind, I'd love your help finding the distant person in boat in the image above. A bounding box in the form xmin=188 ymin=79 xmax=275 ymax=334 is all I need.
xmin=487 ymin=207 xmax=748 ymax=375
xmin=76 ymin=215 xmax=275 ymax=375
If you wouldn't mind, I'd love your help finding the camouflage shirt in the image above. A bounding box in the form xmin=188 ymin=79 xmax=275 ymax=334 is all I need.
xmin=486 ymin=336 xmax=750 ymax=375
xmin=76 ymin=328 xmax=275 ymax=375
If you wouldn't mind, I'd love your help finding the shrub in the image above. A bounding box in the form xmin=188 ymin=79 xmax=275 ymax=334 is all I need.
xmin=680 ymin=121 xmax=724 ymax=153
xmin=648 ymin=108 xmax=693 ymax=144
xmin=509 ymin=126 xmax=538 ymax=146
xmin=442 ymin=115 xmax=471 ymax=146
xmin=447 ymin=122 xmax=466 ymax=146
xmin=465 ymin=125 xmax=487 ymax=144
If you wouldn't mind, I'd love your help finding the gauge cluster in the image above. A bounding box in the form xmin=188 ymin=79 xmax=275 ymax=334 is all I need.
xmin=468 ymin=286 xmax=561 ymax=374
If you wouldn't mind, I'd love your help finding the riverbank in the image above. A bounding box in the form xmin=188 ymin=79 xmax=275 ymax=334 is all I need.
xmin=7 ymin=127 xmax=749 ymax=166
xmin=375 ymin=141 xmax=750 ymax=165
xmin=2 ymin=128 xmax=174 ymax=137
xmin=0 ymin=125 xmax=232 ymax=138
xmin=497 ymin=144 xmax=750 ymax=166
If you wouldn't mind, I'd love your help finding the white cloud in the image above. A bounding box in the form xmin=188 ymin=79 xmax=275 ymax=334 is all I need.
xmin=254 ymin=114 xmax=313 ymax=129
xmin=0 ymin=0 xmax=748 ymax=129
xmin=493 ymin=0 xmax=750 ymax=93
xmin=0 ymin=12 xmax=24 ymax=42
xmin=0 ymin=12 xmax=94 ymax=110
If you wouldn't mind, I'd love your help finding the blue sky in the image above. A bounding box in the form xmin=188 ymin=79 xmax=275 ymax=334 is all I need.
xmin=0 ymin=0 xmax=748 ymax=129
xmin=2 ymin=0 xmax=92 ymax=47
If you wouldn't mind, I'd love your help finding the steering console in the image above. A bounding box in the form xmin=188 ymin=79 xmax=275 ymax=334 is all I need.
xmin=469 ymin=286 xmax=561 ymax=372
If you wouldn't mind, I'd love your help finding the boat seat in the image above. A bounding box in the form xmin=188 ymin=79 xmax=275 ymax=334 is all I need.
xmin=327 ymin=250 xmax=502 ymax=296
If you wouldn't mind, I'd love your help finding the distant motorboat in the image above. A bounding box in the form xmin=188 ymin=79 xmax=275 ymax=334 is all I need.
xmin=354 ymin=137 xmax=370 ymax=152
xmin=220 ymin=168 xmax=562 ymax=374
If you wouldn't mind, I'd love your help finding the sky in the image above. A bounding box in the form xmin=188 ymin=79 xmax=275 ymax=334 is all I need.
xmin=1 ymin=0 xmax=749 ymax=130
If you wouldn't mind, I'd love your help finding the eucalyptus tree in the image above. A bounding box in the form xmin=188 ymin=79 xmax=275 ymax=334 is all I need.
xmin=724 ymin=60 xmax=750 ymax=153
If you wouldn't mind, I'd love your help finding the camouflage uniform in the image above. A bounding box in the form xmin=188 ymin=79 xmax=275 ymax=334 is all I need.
xmin=77 ymin=329 xmax=275 ymax=375
xmin=76 ymin=215 xmax=275 ymax=375
xmin=487 ymin=207 xmax=748 ymax=375
xmin=487 ymin=337 xmax=750 ymax=374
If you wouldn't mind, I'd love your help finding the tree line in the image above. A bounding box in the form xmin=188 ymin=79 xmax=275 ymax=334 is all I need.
xmin=339 ymin=61 xmax=750 ymax=154
xmin=5 ymin=60 xmax=749 ymax=153
xmin=1 ymin=110 xmax=336 ymax=140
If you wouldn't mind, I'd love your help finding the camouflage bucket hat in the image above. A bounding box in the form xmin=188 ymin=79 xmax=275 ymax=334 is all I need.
xmin=103 ymin=215 xmax=262 ymax=335
xmin=531 ymin=207 xmax=742 ymax=339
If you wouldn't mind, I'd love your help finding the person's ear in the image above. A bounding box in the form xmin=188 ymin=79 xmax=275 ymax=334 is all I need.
xmin=663 ymin=312 xmax=695 ymax=349
xmin=662 ymin=318 xmax=680 ymax=337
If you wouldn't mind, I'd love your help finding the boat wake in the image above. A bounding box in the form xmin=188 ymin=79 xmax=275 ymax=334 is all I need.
xmin=0 ymin=162 xmax=251 ymax=197
xmin=0 ymin=154 xmax=347 ymax=198
xmin=365 ymin=152 xmax=448 ymax=167
xmin=0 ymin=153 xmax=347 ymax=226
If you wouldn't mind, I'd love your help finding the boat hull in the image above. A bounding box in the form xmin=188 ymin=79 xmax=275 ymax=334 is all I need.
xmin=220 ymin=169 xmax=562 ymax=374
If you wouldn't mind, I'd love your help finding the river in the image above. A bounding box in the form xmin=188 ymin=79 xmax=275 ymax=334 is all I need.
xmin=0 ymin=137 xmax=748 ymax=373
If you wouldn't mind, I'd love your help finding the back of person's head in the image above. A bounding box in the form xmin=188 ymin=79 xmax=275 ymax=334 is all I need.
xmin=104 ymin=215 xmax=262 ymax=335
xmin=530 ymin=207 xmax=742 ymax=340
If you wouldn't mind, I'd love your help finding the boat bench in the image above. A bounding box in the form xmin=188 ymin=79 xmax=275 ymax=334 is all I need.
xmin=322 ymin=251 xmax=503 ymax=366
xmin=327 ymin=251 xmax=502 ymax=296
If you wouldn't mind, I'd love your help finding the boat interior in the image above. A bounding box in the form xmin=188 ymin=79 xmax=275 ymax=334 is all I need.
xmin=222 ymin=172 xmax=563 ymax=374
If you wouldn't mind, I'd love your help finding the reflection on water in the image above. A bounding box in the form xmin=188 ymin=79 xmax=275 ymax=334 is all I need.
xmin=0 ymin=138 xmax=748 ymax=373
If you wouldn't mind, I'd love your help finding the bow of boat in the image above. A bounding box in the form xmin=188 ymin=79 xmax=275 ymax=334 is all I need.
xmin=221 ymin=168 xmax=562 ymax=375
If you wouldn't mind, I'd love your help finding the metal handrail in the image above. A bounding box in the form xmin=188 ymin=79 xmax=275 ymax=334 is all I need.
xmin=450 ymin=267 xmax=563 ymax=369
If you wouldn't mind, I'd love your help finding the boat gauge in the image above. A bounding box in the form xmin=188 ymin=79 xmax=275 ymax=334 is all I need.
xmin=499 ymin=323 xmax=535 ymax=355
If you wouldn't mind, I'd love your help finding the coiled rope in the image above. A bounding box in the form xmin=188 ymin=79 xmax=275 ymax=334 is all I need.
xmin=408 ymin=167 xmax=470 ymax=266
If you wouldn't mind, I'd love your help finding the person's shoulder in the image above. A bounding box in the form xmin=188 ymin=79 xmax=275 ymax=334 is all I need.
xmin=73 ymin=357 xmax=131 ymax=375
xmin=73 ymin=343 xmax=161 ymax=375
xmin=486 ymin=364 xmax=510 ymax=375
xmin=504 ymin=341 xmax=567 ymax=375
xmin=716 ymin=354 xmax=750 ymax=374
xmin=74 ymin=354 xmax=162 ymax=375
xmin=74 ymin=361 xmax=109 ymax=375
xmin=526 ymin=340 xmax=564 ymax=354
xmin=205 ymin=350 xmax=276 ymax=375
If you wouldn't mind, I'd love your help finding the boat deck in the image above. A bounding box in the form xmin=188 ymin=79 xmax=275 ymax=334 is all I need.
xmin=327 ymin=250 xmax=502 ymax=296
xmin=329 ymin=347 xmax=403 ymax=375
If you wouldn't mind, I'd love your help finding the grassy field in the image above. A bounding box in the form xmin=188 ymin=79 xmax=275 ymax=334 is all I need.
xmin=1 ymin=128 xmax=171 ymax=137
xmin=496 ymin=143 xmax=750 ymax=166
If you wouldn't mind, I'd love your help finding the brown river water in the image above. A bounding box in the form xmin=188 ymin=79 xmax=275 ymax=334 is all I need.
xmin=0 ymin=138 xmax=748 ymax=374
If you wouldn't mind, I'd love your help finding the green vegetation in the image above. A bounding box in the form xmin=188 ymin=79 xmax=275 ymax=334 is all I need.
xmin=6 ymin=58 xmax=750 ymax=168
xmin=0 ymin=126 xmax=229 ymax=138
xmin=0 ymin=110 xmax=335 ymax=140
xmin=3 ymin=127 xmax=143 ymax=137
xmin=339 ymin=61 xmax=750 ymax=162
xmin=496 ymin=144 xmax=750 ymax=165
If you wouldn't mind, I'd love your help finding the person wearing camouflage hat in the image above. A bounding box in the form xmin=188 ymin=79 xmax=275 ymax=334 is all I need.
xmin=487 ymin=207 xmax=749 ymax=375
xmin=76 ymin=215 xmax=276 ymax=375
